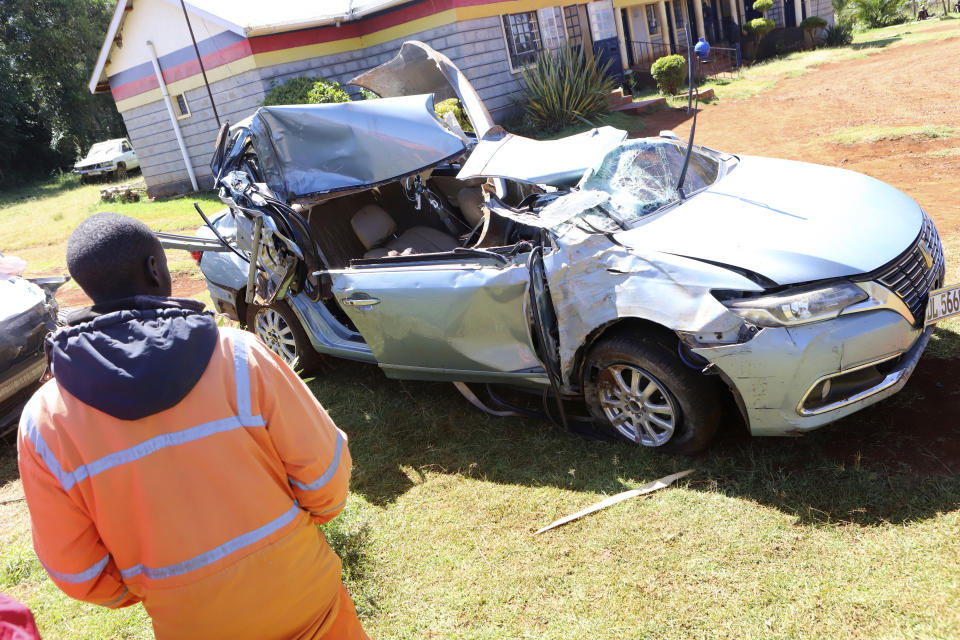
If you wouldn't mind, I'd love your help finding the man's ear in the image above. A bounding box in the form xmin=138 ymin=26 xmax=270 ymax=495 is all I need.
xmin=145 ymin=255 xmax=164 ymax=290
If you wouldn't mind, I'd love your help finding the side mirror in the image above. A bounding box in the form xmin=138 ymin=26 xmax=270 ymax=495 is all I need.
xmin=659 ymin=130 xmax=680 ymax=140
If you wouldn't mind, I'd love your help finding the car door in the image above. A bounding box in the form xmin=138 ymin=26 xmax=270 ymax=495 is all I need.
xmin=121 ymin=140 xmax=139 ymax=169
xmin=328 ymin=251 xmax=547 ymax=384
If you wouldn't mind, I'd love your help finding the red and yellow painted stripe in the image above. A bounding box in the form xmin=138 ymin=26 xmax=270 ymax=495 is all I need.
xmin=111 ymin=0 xmax=571 ymax=112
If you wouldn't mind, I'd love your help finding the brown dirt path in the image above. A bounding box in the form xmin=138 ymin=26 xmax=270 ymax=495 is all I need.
xmin=638 ymin=34 xmax=960 ymax=234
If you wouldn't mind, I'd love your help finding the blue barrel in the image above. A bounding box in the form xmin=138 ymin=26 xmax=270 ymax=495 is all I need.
xmin=694 ymin=37 xmax=711 ymax=60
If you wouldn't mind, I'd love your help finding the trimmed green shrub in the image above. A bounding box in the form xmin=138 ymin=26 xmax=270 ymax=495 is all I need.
xmin=650 ymin=54 xmax=687 ymax=96
xmin=850 ymin=0 xmax=908 ymax=27
xmin=800 ymin=15 xmax=828 ymax=46
xmin=307 ymin=79 xmax=350 ymax=104
xmin=520 ymin=43 xmax=616 ymax=132
xmin=746 ymin=17 xmax=776 ymax=38
xmin=262 ymin=76 xmax=318 ymax=106
xmin=753 ymin=0 xmax=775 ymax=12
xmin=822 ymin=20 xmax=855 ymax=46
xmin=434 ymin=98 xmax=474 ymax=133
xmin=358 ymin=88 xmax=379 ymax=100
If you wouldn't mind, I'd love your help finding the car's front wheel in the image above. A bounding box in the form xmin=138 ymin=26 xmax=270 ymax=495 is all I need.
xmin=246 ymin=301 xmax=323 ymax=373
xmin=583 ymin=333 xmax=721 ymax=455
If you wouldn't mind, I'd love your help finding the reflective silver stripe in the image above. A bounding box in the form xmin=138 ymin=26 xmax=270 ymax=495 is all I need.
xmin=120 ymin=503 xmax=300 ymax=580
xmin=23 ymin=333 xmax=265 ymax=492
xmin=232 ymin=331 xmax=253 ymax=419
xmin=41 ymin=553 xmax=110 ymax=584
xmin=100 ymin=587 xmax=130 ymax=607
xmin=314 ymin=499 xmax=347 ymax=516
xmin=289 ymin=431 xmax=345 ymax=492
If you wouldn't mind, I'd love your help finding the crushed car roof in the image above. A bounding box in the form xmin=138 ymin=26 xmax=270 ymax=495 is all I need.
xmin=243 ymin=95 xmax=467 ymax=201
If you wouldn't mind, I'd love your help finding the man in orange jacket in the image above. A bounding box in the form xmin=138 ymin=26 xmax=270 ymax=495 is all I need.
xmin=17 ymin=212 xmax=369 ymax=639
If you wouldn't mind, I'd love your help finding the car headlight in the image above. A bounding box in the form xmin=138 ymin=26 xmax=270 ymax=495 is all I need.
xmin=719 ymin=281 xmax=868 ymax=327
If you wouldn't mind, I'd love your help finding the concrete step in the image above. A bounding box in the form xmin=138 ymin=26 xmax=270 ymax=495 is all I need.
xmin=606 ymin=94 xmax=634 ymax=108
xmin=610 ymin=96 xmax=666 ymax=115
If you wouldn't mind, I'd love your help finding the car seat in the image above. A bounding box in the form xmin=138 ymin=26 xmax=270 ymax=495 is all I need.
xmin=351 ymin=204 xmax=459 ymax=259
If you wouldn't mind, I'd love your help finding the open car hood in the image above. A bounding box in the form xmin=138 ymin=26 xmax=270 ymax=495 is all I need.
xmin=457 ymin=126 xmax=628 ymax=187
xmin=350 ymin=41 xmax=496 ymax=138
xmin=245 ymin=94 xmax=467 ymax=201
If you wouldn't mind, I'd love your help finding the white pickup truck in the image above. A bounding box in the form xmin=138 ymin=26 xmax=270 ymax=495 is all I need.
xmin=73 ymin=138 xmax=140 ymax=182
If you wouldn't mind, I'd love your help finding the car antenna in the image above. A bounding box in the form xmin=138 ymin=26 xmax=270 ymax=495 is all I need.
xmin=675 ymin=29 xmax=700 ymax=200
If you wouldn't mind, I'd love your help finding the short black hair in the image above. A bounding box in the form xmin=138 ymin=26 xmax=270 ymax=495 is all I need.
xmin=66 ymin=212 xmax=162 ymax=302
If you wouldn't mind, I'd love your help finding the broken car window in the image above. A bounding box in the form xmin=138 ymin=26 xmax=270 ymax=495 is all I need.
xmin=579 ymin=140 xmax=721 ymax=226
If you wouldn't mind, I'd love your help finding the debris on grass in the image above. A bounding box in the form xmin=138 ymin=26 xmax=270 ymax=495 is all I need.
xmin=534 ymin=468 xmax=695 ymax=534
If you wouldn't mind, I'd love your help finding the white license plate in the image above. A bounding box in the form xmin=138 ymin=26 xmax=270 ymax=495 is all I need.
xmin=925 ymin=283 xmax=960 ymax=326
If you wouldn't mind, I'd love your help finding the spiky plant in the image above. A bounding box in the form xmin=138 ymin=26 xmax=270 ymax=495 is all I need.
xmin=520 ymin=44 xmax=617 ymax=132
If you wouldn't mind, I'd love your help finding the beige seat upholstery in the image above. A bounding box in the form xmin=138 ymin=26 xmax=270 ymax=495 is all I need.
xmin=351 ymin=203 xmax=459 ymax=259
xmin=456 ymin=186 xmax=486 ymax=227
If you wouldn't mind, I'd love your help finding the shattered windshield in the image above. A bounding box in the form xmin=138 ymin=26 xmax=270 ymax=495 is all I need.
xmin=568 ymin=139 xmax=721 ymax=231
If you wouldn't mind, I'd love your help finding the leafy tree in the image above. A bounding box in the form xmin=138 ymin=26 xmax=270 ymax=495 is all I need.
xmin=0 ymin=0 xmax=125 ymax=183
xmin=850 ymin=0 xmax=909 ymax=26
xmin=800 ymin=15 xmax=828 ymax=47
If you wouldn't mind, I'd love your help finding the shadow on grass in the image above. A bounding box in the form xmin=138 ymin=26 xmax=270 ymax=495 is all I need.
xmin=313 ymin=356 xmax=960 ymax=528
xmin=0 ymin=175 xmax=83 ymax=207
xmin=852 ymin=36 xmax=901 ymax=50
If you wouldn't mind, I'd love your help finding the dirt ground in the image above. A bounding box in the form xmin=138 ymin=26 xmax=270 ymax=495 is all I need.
xmin=638 ymin=34 xmax=960 ymax=234
xmin=637 ymin=33 xmax=960 ymax=473
xmin=56 ymin=272 xmax=207 ymax=308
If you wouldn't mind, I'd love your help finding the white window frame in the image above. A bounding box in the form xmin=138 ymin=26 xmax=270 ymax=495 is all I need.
xmin=645 ymin=4 xmax=660 ymax=37
xmin=173 ymin=93 xmax=191 ymax=119
xmin=538 ymin=7 xmax=567 ymax=51
xmin=500 ymin=8 xmax=569 ymax=74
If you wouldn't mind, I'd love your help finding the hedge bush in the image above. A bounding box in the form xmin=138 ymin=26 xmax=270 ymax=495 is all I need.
xmin=434 ymin=98 xmax=474 ymax=133
xmin=753 ymin=0 xmax=774 ymax=12
xmin=650 ymin=54 xmax=687 ymax=96
xmin=262 ymin=76 xmax=318 ymax=106
xmin=307 ymin=79 xmax=350 ymax=104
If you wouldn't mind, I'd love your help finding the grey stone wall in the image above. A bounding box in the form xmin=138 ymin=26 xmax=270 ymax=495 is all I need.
xmin=121 ymin=15 xmax=529 ymax=197
xmin=120 ymin=68 xmax=269 ymax=198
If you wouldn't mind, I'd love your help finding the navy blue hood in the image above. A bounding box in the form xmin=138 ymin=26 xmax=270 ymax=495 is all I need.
xmin=47 ymin=296 xmax=218 ymax=420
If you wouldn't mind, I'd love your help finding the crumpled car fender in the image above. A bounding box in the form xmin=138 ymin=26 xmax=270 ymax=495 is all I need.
xmin=542 ymin=230 xmax=763 ymax=388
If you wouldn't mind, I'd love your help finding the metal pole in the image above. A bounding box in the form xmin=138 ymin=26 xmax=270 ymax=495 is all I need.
xmin=179 ymin=0 xmax=220 ymax=128
xmin=146 ymin=40 xmax=199 ymax=191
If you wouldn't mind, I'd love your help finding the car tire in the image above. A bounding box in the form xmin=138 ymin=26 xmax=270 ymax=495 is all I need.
xmin=583 ymin=333 xmax=721 ymax=455
xmin=245 ymin=301 xmax=323 ymax=374
xmin=115 ymin=163 xmax=127 ymax=181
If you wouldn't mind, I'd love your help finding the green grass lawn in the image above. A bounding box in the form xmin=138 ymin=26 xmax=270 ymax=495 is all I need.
xmin=0 ymin=173 xmax=220 ymax=298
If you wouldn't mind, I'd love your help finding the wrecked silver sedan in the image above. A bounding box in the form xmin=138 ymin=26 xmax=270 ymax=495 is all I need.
xmin=174 ymin=42 xmax=946 ymax=454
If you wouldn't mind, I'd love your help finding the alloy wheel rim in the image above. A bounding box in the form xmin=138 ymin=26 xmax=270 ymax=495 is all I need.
xmin=597 ymin=364 xmax=678 ymax=447
xmin=254 ymin=308 xmax=298 ymax=366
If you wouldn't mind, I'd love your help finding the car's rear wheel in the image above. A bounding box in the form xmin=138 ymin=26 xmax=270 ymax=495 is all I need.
xmin=583 ymin=333 xmax=721 ymax=455
xmin=115 ymin=163 xmax=127 ymax=181
xmin=246 ymin=301 xmax=323 ymax=373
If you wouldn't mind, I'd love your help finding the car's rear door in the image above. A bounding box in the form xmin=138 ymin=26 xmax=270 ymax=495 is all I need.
xmin=328 ymin=251 xmax=546 ymax=383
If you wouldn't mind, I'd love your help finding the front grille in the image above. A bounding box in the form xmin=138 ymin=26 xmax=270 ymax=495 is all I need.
xmin=875 ymin=214 xmax=944 ymax=324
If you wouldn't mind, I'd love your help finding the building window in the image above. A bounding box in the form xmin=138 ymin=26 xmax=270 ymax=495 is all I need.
xmin=538 ymin=7 xmax=567 ymax=51
xmin=646 ymin=5 xmax=660 ymax=35
xmin=501 ymin=12 xmax=543 ymax=70
xmin=673 ymin=1 xmax=686 ymax=29
xmin=174 ymin=93 xmax=190 ymax=119
xmin=564 ymin=5 xmax=583 ymax=47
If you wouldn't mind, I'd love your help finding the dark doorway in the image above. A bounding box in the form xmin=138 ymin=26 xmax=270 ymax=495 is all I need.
xmin=621 ymin=8 xmax=635 ymax=66
xmin=785 ymin=0 xmax=798 ymax=26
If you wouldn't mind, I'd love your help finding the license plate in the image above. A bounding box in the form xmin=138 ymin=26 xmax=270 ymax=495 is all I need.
xmin=925 ymin=283 xmax=960 ymax=326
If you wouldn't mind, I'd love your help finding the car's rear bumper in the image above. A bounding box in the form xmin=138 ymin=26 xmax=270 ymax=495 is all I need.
xmin=694 ymin=310 xmax=928 ymax=436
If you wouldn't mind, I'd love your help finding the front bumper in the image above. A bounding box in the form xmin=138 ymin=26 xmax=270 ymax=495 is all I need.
xmin=73 ymin=166 xmax=115 ymax=176
xmin=693 ymin=309 xmax=928 ymax=436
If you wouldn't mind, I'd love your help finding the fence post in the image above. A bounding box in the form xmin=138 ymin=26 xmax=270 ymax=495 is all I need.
xmin=735 ymin=42 xmax=742 ymax=67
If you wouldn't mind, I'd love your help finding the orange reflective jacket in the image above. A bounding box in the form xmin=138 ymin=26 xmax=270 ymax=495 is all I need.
xmin=18 ymin=310 xmax=355 ymax=639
